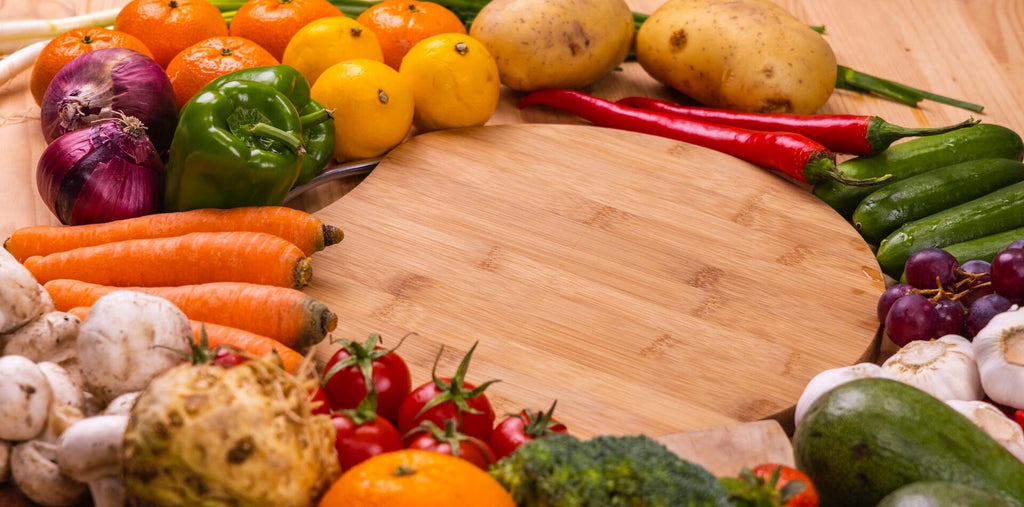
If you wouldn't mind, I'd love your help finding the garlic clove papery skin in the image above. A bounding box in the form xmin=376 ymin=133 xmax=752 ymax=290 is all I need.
xmin=794 ymin=363 xmax=892 ymax=428
xmin=945 ymin=400 xmax=1024 ymax=463
xmin=881 ymin=334 xmax=984 ymax=402
xmin=973 ymin=308 xmax=1024 ymax=409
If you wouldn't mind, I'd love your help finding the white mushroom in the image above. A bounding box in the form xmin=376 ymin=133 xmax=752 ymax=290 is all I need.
xmin=37 ymin=284 xmax=55 ymax=314
xmin=57 ymin=415 xmax=129 ymax=507
xmin=36 ymin=362 xmax=84 ymax=412
xmin=77 ymin=291 xmax=192 ymax=404
xmin=10 ymin=439 xmax=87 ymax=506
xmin=0 ymin=440 xmax=10 ymax=483
xmin=0 ymin=355 xmax=53 ymax=441
xmin=3 ymin=311 xmax=81 ymax=364
xmin=103 ymin=391 xmax=141 ymax=416
xmin=38 ymin=403 xmax=85 ymax=444
xmin=0 ymin=248 xmax=44 ymax=334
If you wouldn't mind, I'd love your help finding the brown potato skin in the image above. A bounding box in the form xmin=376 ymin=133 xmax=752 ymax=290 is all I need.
xmin=636 ymin=0 xmax=837 ymax=114
xmin=469 ymin=0 xmax=635 ymax=92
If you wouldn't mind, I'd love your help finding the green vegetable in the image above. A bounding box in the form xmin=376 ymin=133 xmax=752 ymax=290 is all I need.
xmin=876 ymin=180 xmax=1024 ymax=276
xmin=813 ymin=123 xmax=1024 ymax=217
xmin=853 ymin=158 xmax=1024 ymax=244
xmin=877 ymin=481 xmax=1021 ymax=507
xmin=204 ymin=65 xmax=335 ymax=188
xmin=164 ymin=80 xmax=315 ymax=212
xmin=793 ymin=378 xmax=1024 ymax=507
xmin=488 ymin=433 xmax=730 ymax=506
xmin=943 ymin=227 xmax=1024 ymax=264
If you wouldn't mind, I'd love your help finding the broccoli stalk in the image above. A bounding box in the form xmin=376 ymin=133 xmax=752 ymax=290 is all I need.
xmin=489 ymin=433 xmax=731 ymax=506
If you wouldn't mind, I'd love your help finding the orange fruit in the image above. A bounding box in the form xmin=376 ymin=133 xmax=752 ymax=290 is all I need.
xmin=282 ymin=16 xmax=384 ymax=86
xmin=29 ymin=27 xmax=154 ymax=105
xmin=228 ymin=0 xmax=342 ymax=60
xmin=318 ymin=449 xmax=515 ymax=507
xmin=355 ymin=0 xmax=467 ymax=70
xmin=166 ymin=36 xmax=279 ymax=109
xmin=114 ymin=0 xmax=229 ymax=67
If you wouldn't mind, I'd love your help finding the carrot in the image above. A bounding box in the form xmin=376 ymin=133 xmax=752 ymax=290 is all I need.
xmin=44 ymin=279 xmax=337 ymax=349
xmin=4 ymin=206 xmax=343 ymax=261
xmin=24 ymin=232 xmax=312 ymax=289
xmin=191 ymin=321 xmax=304 ymax=374
xmin=66 ymin=306 xmax=90 ymax=321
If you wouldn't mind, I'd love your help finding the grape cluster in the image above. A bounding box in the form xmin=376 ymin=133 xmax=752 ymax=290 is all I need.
xmin=878 ymin=240 xmax=1024 ymax=346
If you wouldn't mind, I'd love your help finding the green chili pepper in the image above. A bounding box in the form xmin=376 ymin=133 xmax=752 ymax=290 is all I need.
xmin=204 ymin=65 xmax=335 ymax=186
xmin=164 ymin=80 xmax=308 ymax=212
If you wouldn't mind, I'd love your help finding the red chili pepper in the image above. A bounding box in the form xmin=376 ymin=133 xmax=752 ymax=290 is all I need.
xmin=617 ymin=96 xmax=979 ymax=156
xmin=519 ymin=89 xmax=887 ymax=186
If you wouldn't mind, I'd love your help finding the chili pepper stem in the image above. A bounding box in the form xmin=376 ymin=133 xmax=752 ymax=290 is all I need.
xmin=300 ymin=109 xmax=333 ymax=130
xmin=246 ymin=123 xmax=306 ymax=156
xmin=803 ymin=153 xmax=892 ymax=187
xmin=869 ymin=117 xmax=980 ymax=153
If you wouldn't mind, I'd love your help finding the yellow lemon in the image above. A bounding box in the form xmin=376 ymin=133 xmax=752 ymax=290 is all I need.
xmin=282 ymin=16 xmax=384 ymax=85
xmin=311 ymin=59 xmax=415 ymax=162
xmin=399 ymin=33 xmax=500 ymax=132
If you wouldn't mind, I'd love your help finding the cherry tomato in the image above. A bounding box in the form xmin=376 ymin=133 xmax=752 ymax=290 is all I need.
xmin=331 ymin=411 xmax=404 ymax=471
xmin=212 ymin=347 xmax=246 ymax=368
xmin=404 ymin=421 xmax=496 ymax=470
xmin=322 ymin=333 xmax=411 ymax=424
xmin=751 ymin=463 xmax=819 ymax=507
xmin=489 ymin=402 xmax=568 ymax=461
xmin=308 ymin=385 xmax=332 ymax=417
xmin=396 ymin=342 xmax=498 ymax=443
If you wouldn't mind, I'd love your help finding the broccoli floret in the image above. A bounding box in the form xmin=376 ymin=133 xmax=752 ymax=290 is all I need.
xmin=489 ymin=433 xmax=732 ymax=506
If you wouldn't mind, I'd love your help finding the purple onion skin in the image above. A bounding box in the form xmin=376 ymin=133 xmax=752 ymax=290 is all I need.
xmin=37 ymin=118 xmax=165 ymax=226
xmin=40 ymin=48 xmax=177 ymax=155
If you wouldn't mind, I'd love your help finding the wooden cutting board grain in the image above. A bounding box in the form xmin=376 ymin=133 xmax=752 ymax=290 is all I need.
xmin=304 ymin=124 xmax=884 ymax=437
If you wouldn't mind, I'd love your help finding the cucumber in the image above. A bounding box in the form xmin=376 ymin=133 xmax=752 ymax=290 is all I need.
xmin=814 ymin=123 xmax=1024 ymax=217
xmin=875 ymin=180 xmax=1024 ymax=276
xmin=853 ymin=159 xmax=1024 ymax=244
xmin=877 ymin=481 xmax=1020 ymax=507
xmin=943 ymin=227 xmax=1024 ymax=264
xmin=793 ymin=378 xmax=1024 ymax=507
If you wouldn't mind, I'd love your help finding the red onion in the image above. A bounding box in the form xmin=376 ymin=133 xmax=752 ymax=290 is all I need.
xmin=37 ymin=116 xmax=165 ymax=226
xmin=40 ymin=48 xmax=177 ymax=155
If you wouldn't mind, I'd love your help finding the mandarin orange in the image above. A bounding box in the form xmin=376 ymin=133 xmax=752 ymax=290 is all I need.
xmin=355 ymin=0 xmax=466 ymax=70
xmin=114 ymin=0 xmax=229 ymax=67
xmin=165 ymin=36 xmax=279 ymax=109
xmin=228 ymin=0 xmax=342 ymax=60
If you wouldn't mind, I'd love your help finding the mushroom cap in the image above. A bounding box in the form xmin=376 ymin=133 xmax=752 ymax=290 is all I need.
xmin=57 ymin=415 xmax=129 ymax=483
xmin=0 ymin=355 xmax=53 ymax=441
xmin=11 ymin=440 xmax=87 ymax=506
xmin=36 ymin=362 xmax=84 ymax=412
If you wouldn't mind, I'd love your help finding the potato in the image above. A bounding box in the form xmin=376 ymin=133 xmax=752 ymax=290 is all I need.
xmin=636 ymin=0 xmax=837 ymax=114
xmin=469 ymin=0 xmax=634 ymax=92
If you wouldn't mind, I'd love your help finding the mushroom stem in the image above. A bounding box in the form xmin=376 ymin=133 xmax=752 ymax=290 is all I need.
xmin=88 ymin=475 xmax=125 ymax=507
xmin=57 ymin=415 xmax=129 ymax=507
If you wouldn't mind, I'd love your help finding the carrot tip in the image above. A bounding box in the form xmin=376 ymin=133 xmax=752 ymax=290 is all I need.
xmin=294 ymin=257 xmax=313 ymax=289
xmin=321 ymin=225 xmax=344 ymax=248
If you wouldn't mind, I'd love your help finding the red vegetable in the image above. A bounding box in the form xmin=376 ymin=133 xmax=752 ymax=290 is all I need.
xmin=397 ymin=342 xmax=498 ymax=443
xmin=40 ymin=48 xmax=177 ymax=154
xmin=489 ymin=401 xmax=568 ymax=461
xmin=518 ymin=89 xmax=887 ymax=186
xmin=331 ymin=395 xmax=404 ymax=471
xmin=1014 ymin=409 xmax=1024 ymax=431
xmin=616 ymin=96 xmax=979 ymax=156
xmin=309 ymin=385 xmax=332 ymax=417
xmin=404 ymin=420 xmax=496 ymax=470
xmin=721 ymin=463 xmax=819 ymax=507
xmin=36 ymin=115 xmax=165 ymax=226
xmin=322 ymin=333 xmax=412 ymax=425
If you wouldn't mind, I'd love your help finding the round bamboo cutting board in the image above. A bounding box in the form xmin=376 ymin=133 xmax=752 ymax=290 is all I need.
xmin=306 ymin=124 xmax=885 ymax=438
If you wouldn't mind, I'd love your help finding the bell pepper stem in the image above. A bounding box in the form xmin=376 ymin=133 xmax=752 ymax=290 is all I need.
xmin=247 ymin=122 xmax=306 ymax=156
xmin=300 ymin=109 xmax=333 ymax=130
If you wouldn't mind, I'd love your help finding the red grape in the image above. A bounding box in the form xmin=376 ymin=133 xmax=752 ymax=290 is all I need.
xmin=991 ymin=248 xmax=1024 ymax=301
xmin=957 ymin=259 xmax=993 ymax=306
xmin=904 ymin=248 xmax=959 ymax=289
xmin=884 ymin=294 xmax=939 ymax=346
xmin=967 ymin=294 xmax=1013 ymax=336
xmin=877 ymin=284 xmax=914 ymax=323
xmin=933 ymin=298 xmax=967 ymax=337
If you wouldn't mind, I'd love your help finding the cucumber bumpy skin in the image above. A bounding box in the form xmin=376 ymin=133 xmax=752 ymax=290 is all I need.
xmin=943 ymin=226 xmax=1024 ymax=264
xmin=813 ymin=123 xmax=1024 ymax=217
xmin=793 ymin=378 xmax=1024 ymax=507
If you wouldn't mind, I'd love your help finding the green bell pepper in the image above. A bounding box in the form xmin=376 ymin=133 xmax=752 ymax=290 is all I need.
xmin=165 ymin=79 xmax=308 ymax=211
xmin=204 ymin=65 xmax=335 ymax=186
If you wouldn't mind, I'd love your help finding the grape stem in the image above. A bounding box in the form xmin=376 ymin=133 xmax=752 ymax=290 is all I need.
xmin=913 ymin=270 xmax=990 ymax=303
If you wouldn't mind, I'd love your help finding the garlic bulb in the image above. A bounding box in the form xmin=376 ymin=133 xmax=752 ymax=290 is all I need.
xmin=794 ymin=363 xmax=891 ymax=428
xmin=973 ymin=308 xmax=1024 ymax=408
xmin=881 ymin=334 xmax=983 ymax=401
xmin=945 ymin=400 xmax=1024 ymax=462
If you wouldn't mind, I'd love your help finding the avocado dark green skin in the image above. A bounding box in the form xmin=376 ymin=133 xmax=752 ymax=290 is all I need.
xmin=792 ymin=378 xmax=1024 ymax=507
xmin=877 ymin=481 xmax=1020 ymax=507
